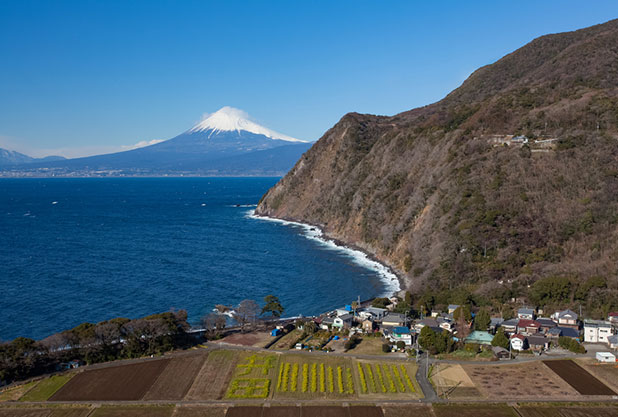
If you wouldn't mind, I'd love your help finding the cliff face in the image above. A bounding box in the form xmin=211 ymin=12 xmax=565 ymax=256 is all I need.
xmin=256 ymin=20 xmax=618 ymax=309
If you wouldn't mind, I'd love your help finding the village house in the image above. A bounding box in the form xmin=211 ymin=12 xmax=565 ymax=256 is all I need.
xmin=389 ymin=326 xmax=413 ymax=346
xmin=382 ymin=312 xmax=408 ymax=327
xmin=492 ymin=346 xmax=510 ymax=359
xmin=489 ymin=317 xmax=504 ymax=334
xmin=536 ymin=317 xmax=557 ymax=333
xmin=438 ymin=317 xmax=454 ymax=332
xmin=584 ymin=320 xmax=614 ymax=344
xmin=510 ymin=334 xmax=527 ymax=351
xmin=414 ymin=318 xmax=442 ymax=334
xmin=501 ymin=318 xmax=519 ymax=334
xmin=551 ymin=309 xmax=579 ymax=329
xmin=320 ymin=317 xmax=335 ymax=331
xmin=527 ymin=334 xmax=549 ymax=352
xmin=465 ymin=331 xmax=494 ymax=346
xmin=335 ymin=306 xmax=352 ymax=316
xmin=608 ymin=312 xmax=618 ymax=326
xmin=517 ymin=307 xmax=535 ymax=320
xmin=447 ymin=304 xmax=460 ymax=314
xmin=517 ymin=319 xmax=541 ymax=336
xmin=364 ymin=306 xmax=388 ymax=320
xmin=333 ymin=314 xmax=354 ymax=329
xmin=608 ymin=334 xmax=618 ymax=350
xmin=361 ymin=319 xmax=375 ymax=333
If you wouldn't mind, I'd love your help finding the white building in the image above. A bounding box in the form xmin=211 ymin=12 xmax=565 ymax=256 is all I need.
xmin=595 ymin=352 xmax=616 ymax=363
xmin=584 ymin=320 xmax=614 ymax=344
xmin=517 ymin=307 xmax=535 ymax=320
xmin=510 ymin=334 xmax=527 ymax=351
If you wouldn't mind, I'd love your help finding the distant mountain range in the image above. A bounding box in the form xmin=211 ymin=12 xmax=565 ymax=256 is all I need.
xmin=0 ymin=148 xmax=65 ymax=167
xmin=0 ymin=107 xmax=313 ymax=177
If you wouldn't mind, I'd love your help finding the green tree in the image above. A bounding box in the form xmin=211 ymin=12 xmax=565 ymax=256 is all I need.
xmin=529 ymin=276 xmax=572 ymax=306
xmin=418 ymin=326 xmax=436 ymax=351
xmin=491 ymin=328 xmax=509 ymax=349
xmin=261 ymin=295 xmax=284 ymax=318
xmin=474 ymin=308 xmax=491 ymax=331
xmin=453 ymin=305 xmax=472 ymax=322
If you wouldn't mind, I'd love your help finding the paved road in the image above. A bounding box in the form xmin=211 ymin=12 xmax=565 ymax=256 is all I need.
xmin=415 ymin=354 xmax=437 ymax=402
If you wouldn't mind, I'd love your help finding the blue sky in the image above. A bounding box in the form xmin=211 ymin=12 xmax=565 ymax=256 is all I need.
xmin=0 ymin=1 xmax=616 ymax=157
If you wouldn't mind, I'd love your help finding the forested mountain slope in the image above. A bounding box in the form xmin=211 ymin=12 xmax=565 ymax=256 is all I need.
xmin=256 ymin=20 xmax=618 ymax=316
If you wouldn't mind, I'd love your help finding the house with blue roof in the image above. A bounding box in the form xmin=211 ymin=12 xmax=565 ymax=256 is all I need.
xmin=388 ymin=326 xmax=413 ymax=346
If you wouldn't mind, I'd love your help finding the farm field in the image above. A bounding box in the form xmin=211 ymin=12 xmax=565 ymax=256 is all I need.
xmin=50 ymin=359 xmax=169 ymax=401
xmin=355 ymin=360 xmax=420 ymax=399
xmin=346 ymin=337 xmax=388 ymax=355
xmin=185 ymin=350 xmax=239 ymax=400
xmin=433 ymin=404 xmax=518 ymax=417
xmin=269 ymin=329 xmax=303 ymax=350
xmin=0 ymin=380 xmax=38 ymax=402
xmin=543 ymin=360 xmax=616 ymax=396
xmin=173 ymin=406 xmax=227 ymax=417
xmin=19 ymin=375 xmax=74 ymax=402
xmin=516 ymin=405 xmax=618 ymax=417
xmin=575 ymin=359 xmax=618 ymax=392
xmin=90 ymin=406 xmax=174 ymax=417
xmin=225 ymin=352 xmax=278 ymax=399
xmin=0 ymin=407 xmax=90 ymax=417
xmin=431 ymin=363 xmax=481 ymax=399
xmin=143 ymin=354 xmax=207 ymax=400
xmin=382 ymin=405 xmax=435 ymax=417
xmin=463 ymin=362 xmax=577 ymax=399
xmin=221 ymin=331 xmax=272 ymax=348
xmin=273 ymin=355 xmax=354 ymax=399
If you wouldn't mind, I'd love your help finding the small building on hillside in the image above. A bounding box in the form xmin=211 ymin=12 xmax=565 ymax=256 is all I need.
xmin=489 ymin=318 xmax=504 ymax=334
xmin=335 ymin=306 xmax=352 ymax=317
xmin=382 ymin=312 xmax=408 ymax=327
xmin=438 ymin=317 xmax=454 ymax=333
xmin=517 ymin=319 xmax=541 ymax=336
xmin=448 ymin=304 xmax=460 ymax=314
xmin=320 ymin=317 xmax=334 ymax=331
xmin=333 ymin=314 xmax=354 ymax=329
xmin=536 ymin=318 xmax=557 ymax=333
xmin=608 ymin=312 xmax=618 ymax=325
xmin=527 ymin=335 xmax=549 ymax=352
xmin=557 ymin=326 xmax=580 ymax=340
xmin=584 ymin=320 xmax=614 ymax=344
xmin=390 ymin=326 xmax=413 ymax=346
xmin=510 ymin=334 xmax=528 ymax=351
xmin=552 ymin=309 xmax=579 ymax=329
xmin=501 ymin=318 xmax=519 ymax=334
xmin=364 ymin=307 xmax=388 ymax=320
xmin=596 ymin=352 xmax=616 ymax=363
xmin=465 ymin=331 xmax=494 ymax=346
xmin=517 ymin=307 xmax=535 ymax=320
xmin=270 ymin=328 xmax=282 ymax=337
xmin=361 ymin=319 xmax=375 ymax=333
xmin=492 ymin=346 xmax=510 ymax=360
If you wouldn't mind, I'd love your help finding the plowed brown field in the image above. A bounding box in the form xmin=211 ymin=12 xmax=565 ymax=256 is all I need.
xmin=185 ymin=350 xmax=239 ymax=400
xmin=143 ymin=354 xmax=207 ymax=400
xmin=543 ymin=360 xmax=616 ymax=396
xmin=50 ymin=359 xmax=169 ymax=401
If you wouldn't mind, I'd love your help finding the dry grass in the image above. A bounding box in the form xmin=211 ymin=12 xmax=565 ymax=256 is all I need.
xmin=90 ymin=406 xmax=174 ymax=417
xmin=432 ymin=363 xmax=481 ymax=399
xmin=185 ymin=350 xmax=239 ymax=400
xmin=143 ymin=354 xmax=206 ymax=400
xmin=346 ymin=337 xmax=389 ymax=355
xmin=576 ymin=358 xmax=618 ymax=392
xmin=0 ymin=381 xmax=38 ymax=402
xmin=220 ymin=331 xmax=272 ymax=347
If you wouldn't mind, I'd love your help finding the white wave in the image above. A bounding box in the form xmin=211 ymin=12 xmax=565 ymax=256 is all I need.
xmin=247 ymin=210 xmax=401 ymax=296
xmin=228 ymin=204 xmax=258 ymax=208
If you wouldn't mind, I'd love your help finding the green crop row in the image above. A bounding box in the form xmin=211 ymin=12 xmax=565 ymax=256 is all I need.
xmin=280 ymin=362 xmax=291 ymax=392
xmin=227 ymin=378 xmax=270 ymax=399
xmin=391 ymin=365 xmax=406 ymax=392
xmin=319 ymin=363 xmax=326 ymax=393
xmin=290 ymin=363 xmax=299 ymax=392
xmin=276 ymin=363 xmax=284 ymax=391
xmin=346 ymin=367 xmax=354 ymax=394
xmin=357 ymin=362 xmax=368 ymax=393
xmin=365 ymin=363 xmax=377 ymax=393
xmin=337 ymin=366 xmax=344 ymax=393
xmin=400 ymin=365 xmax=415 ymax=392
xmin=302 ymin=363 xmax=309 ymax=393
xmin=311 ymin=363 xmax=317 ymax=392
xmin=375 ymin=364 xmax=387 ymax=393
xmin=327 ymin=366 xmax=334 ymax=393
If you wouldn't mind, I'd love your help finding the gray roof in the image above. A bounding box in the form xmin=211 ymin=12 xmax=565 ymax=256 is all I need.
xmin=536 ymin=318 xmax=557 ymax=327
xmin=383 ymin=312 xmax=406 ymax=320
xmin=338 ymin=314 xmax=354 ymax=321
xmin=518 ymin=308 xmax=535 ymax=315
xmin=490 ymin=318 xmax=504 ymax=326
xmin=608 ymin=335 xmax=618 ymax=343
xmin=557 ymin=309 xmax=578 ymax=319
xmin=502 ymin=318 xmax=519 ymax=326
xmin=448 ymin=304 xmax=460 ymax=310
xmin=527 ymin=335 xmax=548 ymax=346
xmin=548 ymin=327 xmax=562 ymax=335
xmin=322 ymin=317 xmax=334 ymax=324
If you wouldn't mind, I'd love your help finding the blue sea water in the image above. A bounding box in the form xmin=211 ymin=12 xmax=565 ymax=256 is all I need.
xmin=0 ymin=178 xmax=397 ymax=341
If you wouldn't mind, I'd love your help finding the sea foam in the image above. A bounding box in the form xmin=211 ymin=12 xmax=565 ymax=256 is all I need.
xmin=247 ymin=210 xmax=401 ymax=297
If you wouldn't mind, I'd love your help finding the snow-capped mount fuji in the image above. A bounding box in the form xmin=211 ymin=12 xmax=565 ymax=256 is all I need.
xmin=189 ymin=106 xmax=306 ymax=143
xmin=2 ymin=107 xmax=313 ymax=176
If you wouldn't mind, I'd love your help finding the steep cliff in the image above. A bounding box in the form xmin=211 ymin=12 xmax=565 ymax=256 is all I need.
xmin=256 ymin=20 xmax=618 ymax=313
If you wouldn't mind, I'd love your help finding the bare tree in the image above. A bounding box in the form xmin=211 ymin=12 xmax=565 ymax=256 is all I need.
xmin=234 ymin=299 xmax=260 ymax=332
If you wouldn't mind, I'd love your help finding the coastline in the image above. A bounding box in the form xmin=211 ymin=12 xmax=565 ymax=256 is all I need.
xmin=248 ymin=210 xmax=404 ymax=297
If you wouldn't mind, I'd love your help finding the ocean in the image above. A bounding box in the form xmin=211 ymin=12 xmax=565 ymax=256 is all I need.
xmin=0 ymin=178 xmax=399 ymax=341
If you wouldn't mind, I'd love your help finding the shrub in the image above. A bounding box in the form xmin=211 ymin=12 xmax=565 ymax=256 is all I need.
xmin=382 ymin=343 xmax=391 ymax=353
xmin=558 ymin=337 xmax=586 ymax=353
xmin=365 ymin=363 xmax=376 ymax=392
xmin=396 ymin=341 xmax=406 ymax=350
xmin=357 ymin=363 xmax=368 ymax=393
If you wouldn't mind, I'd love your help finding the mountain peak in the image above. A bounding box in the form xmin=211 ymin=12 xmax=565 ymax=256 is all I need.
xmin=189 ymin=106 xmax=306 ymax=143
